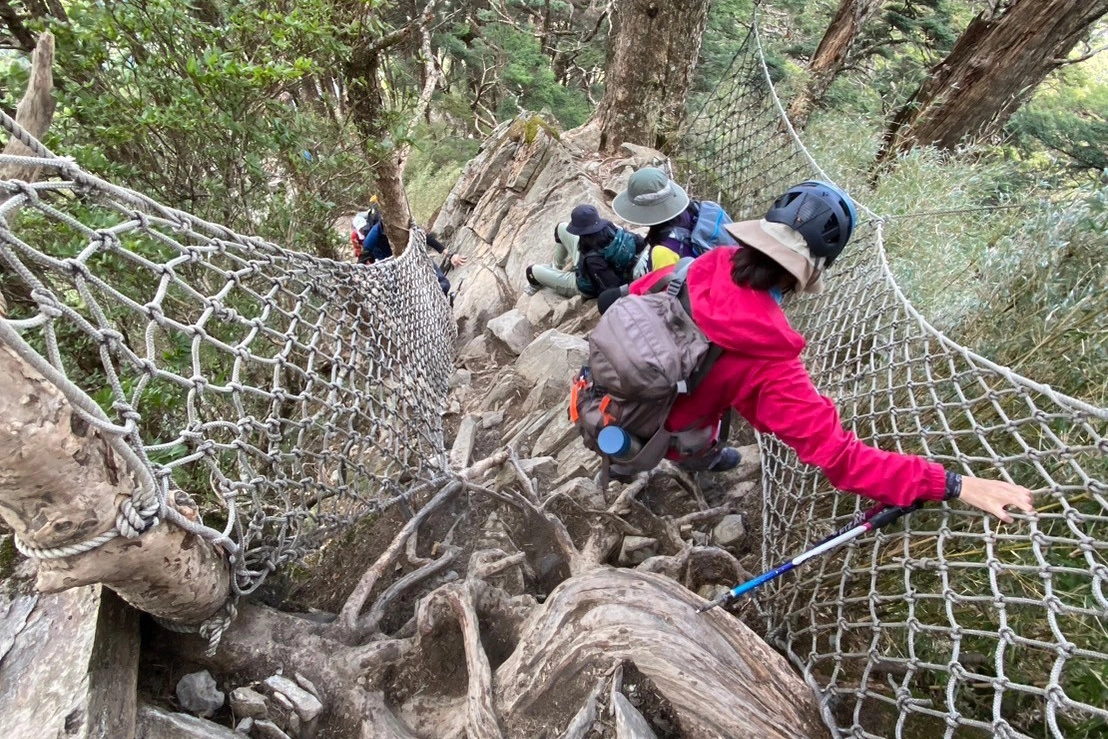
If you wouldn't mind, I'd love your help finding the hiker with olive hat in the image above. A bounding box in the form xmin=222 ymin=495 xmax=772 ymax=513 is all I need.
xmin=524 ymin=204 xmax=644 ymax=299
xmin=612 ymin=167 xmax=737 ymax=277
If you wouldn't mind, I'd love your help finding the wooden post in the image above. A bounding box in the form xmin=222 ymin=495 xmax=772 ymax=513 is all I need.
xmin=0 ymin=342 xmax=231 ymax=624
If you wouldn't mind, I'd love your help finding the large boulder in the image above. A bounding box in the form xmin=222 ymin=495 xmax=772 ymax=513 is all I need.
xmin=514 ymin=329 xmax=589 ymax=393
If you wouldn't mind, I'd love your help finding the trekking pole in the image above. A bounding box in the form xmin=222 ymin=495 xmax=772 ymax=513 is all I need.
xmin=697 ymin=500 xmax=922 ymax=613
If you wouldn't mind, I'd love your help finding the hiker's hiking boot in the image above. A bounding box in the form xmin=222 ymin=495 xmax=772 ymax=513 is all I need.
xmin=679 ymin=446 xmax=742 ymax=473
xmin=707 ymin=446 xmax=742 ymax=472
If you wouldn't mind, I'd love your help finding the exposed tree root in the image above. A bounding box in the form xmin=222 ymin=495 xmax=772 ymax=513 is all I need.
xmin=159 ymin=448 xmax=824 ymax=739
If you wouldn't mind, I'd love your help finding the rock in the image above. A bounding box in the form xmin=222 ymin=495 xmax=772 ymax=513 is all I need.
xmin=712 ymin=515 xmax=746 ymax=548
xmin=229 ymin=686 xmax=267 ymax=720
xmin=0 ymin=586 xmax=140 ymax=739
xmin=549 ymin=477 xmax=606 ymax=511
xmin=552 ymin=295 xmax=587 ymax=327
xmin=176 ymin=670 xmax=225 ymax=718
xmin=521 ymin=377 xmax=565 ymax=415
xmin=514 ymin=330 xmax=589 ymax=393
xmin=458 ymin=334 xmax=490 ymax=364
xmin=235 ymin=716 xmax=254 ymax=734
xmin=496 ymin=456 xmax=558 ymax=488
xmin=487 ymin=309 xmax=534 ymax=355
xmin=450 ymin=415 xmax=479 ymax=468
xmin=448 ymin=369 xmax=473 ymax=388
xmin=735 ymin=443 xmax=762 ymax=475
xmin=263 ymin=674 xmax=324 ymax=722
xmin=619 ymin=536 xmax=658 ymax=566
xmin=453 ymin=268 xmax=513 ymax=347
xmin=135 ymin=704 xmax=242 ymax=739
xmin=520 ymin=288 xmax=563 ymax=329
xmin=697 ymin=583 xmax=731 ymax=603
xmin=478 ymin=373 xmax=522 ymax=413
xmin=554 ymin=441 xmax=597 ymax=484
xmin=532 ymin=408 xmax=578 ymax=458
xmin=613 ymin=692 xmax=658 ymax=739
xmin=252 ymin=720 xmax=294 ymax=739
xmin=479 ymin=410 xmax=505 ymax=429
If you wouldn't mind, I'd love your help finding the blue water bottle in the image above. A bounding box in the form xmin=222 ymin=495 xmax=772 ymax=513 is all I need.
xmin=597 ymin=426 xmax=641 ymax=461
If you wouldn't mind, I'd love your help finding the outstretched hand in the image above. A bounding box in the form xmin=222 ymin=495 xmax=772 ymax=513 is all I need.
xmin=958 ymin=477 xmax=1035 ymax=523
xmin=450 ymin=254 xmax=468 ymax=268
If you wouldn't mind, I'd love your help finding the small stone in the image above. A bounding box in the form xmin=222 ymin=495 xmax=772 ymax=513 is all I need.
xmin=263 ymin=674 xmax=324 ymax=722
xmin=294 ymin=673 xmax=321 ymax=700
xmin=252 ymin=720 xmax=293 ymax=739
xmin=479 ymin=410 xmax=504 ymax=429
xmin=712 ymin=514 xmax=746 ymax=548
xmin=448 ymin=369 xmax=473 ymax=388
xmin=229 ymin=686 xmax=268 ymax=719
xmin=235 ymin=716 xmax=254 ymax=734
xmin=176 ymin=670 xmax=224 ymax=718
xmin=619 ymin=536 xmax=658 ymax=566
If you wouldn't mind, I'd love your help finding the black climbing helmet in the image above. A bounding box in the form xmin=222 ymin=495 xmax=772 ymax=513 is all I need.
xmin=764 ymin=181 xmax=857 ymax=266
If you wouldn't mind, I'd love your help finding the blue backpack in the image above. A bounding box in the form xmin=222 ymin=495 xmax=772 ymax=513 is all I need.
xmin=664 ymin=200 xmax=738 ymax=257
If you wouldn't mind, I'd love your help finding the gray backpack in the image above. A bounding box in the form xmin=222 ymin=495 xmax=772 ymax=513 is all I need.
xmin=569 ymin=259 xmax=723 ymax=479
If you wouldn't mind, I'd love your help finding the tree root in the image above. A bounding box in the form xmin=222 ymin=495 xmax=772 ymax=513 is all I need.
xmin=159 ymin=447 xmax=818 ymax=739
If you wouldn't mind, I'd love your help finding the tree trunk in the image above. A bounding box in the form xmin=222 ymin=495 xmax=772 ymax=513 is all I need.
xmin=594 ymin=0 xmax=712 ymax=155
xmin=878 ymin=0 xmax=1108 ymax=163
xmin=0 ymin=342 xmax=231 ymax=623
xmin=787 ymin=0 xmax=883 ymax=130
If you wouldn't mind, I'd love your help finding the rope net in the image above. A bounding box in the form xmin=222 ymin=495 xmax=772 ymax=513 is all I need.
xmin=0 ymin=114 xmax=455 ymax=598
xmin=674 ymin=15 xmax=1107 ymax=739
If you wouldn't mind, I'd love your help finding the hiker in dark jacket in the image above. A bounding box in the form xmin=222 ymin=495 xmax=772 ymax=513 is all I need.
xmin=354 ymin=210 xmax=466 ymax=295
xmin=525 ymin=204 xmax=644 ymax=299
xmin=623 ymin=181 xmax=1034 ymax=520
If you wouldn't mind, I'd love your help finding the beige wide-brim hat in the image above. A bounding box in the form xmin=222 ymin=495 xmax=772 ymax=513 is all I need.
xmin=724 ymin=219 xmax=825 ymax=294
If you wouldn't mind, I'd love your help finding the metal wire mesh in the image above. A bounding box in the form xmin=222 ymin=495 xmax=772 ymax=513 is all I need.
xmin=675 ymin=15 xmax=1108 ymax=739
xmin=0 ymin=112 xmax=456 ymax=598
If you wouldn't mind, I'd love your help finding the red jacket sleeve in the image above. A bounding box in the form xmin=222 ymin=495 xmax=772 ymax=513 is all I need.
xmin=745 ymin=355 xmax=947 ymax=507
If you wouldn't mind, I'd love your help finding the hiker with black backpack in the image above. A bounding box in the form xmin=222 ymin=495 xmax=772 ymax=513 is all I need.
xmin=572 ymin=181 xmax=1034 ymax=522
xmin=352 ymin=207 xmax=466 ymax=297
xmin=524 ymin=204 xmax=644 ymax=299
xmin=612 ymin=167 xmax=738 ymax=277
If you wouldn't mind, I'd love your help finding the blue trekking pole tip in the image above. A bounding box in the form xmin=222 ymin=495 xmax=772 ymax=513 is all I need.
xmin=696 ymin=591 xmax=733 ymax=613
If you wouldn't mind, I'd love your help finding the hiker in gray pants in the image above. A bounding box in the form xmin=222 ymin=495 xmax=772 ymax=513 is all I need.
xmin=525 ymin=223 xmax=581 ymax=297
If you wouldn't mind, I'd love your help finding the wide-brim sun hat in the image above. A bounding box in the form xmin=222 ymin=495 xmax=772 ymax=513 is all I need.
xmin=565 ymin=204 xmax=610 ymax=236
xmin=612 ymin=167 xmax=690 ymax=226
xmin=725 ymin=219 xmax=825 ymax=294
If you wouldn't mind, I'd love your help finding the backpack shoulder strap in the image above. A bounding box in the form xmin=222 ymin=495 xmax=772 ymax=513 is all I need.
xmin=648 ymin=257 xmax=720 ymax=392
xmin=648 ymin=257 xmax=696 ymax=313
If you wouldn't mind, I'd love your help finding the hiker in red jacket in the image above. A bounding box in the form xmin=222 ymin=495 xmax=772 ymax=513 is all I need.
xmin=625 ymin=181 xmax=1034 ymax=520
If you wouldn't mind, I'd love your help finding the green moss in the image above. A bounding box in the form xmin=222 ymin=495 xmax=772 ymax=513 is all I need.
xmin=0 ymin=535 xmax=17 ymax=581
xmin=507 ymin=113 xmax=561 ymax=145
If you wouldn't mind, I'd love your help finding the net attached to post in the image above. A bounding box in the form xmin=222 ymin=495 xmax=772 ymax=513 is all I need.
xmin=0 ymin=111 xmax=456 ymax=600
xmin=674 ymin=12 xmax=1107 ymax=739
